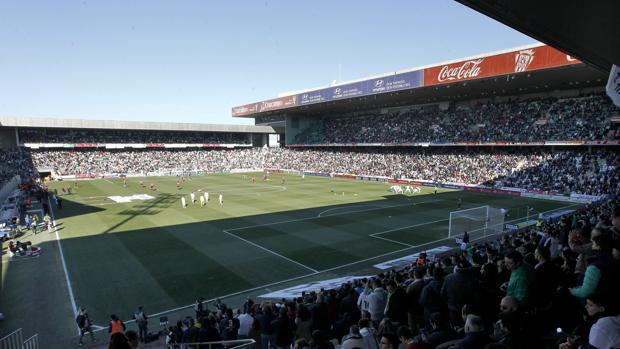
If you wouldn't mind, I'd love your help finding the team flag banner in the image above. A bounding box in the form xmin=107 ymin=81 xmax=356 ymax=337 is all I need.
xmin=258 ymin=276 xmax=371 ymax=299
xmin=607 ymin=64 xmax=620 ymax=108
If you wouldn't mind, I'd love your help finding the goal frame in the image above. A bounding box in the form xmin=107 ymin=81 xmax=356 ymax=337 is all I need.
xmin=448 ymin=205 xmax=493 ymax=238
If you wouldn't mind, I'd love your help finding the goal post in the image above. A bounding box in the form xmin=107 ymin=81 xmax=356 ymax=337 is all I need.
xmin=448 ymin=205 xmax=505 ymax=239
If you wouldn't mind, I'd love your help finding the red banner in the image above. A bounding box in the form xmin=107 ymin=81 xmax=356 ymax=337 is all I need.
xmin=75 ymin=143 xmax=99 ymax=148
xmin=232 ymin=103 xmax=259 ymax=117
xmin=259 ymin=95 xmax=298 ymax=112
xmin=465 ymin=187 xmax=521 ymax=197
xmin=233 ymin=95 xmax=298 ymax=116
xmin=585 ymin=140 xmax=620 ymax=145
xmin=424 ymin=45 xmax=580 ymax=86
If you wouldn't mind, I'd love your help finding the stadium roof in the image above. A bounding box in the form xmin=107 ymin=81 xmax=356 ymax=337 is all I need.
xmin=0 ymin=116 xmax=276 ymax=134
xmin=232 ymin=43 xmax=606 ymax=118
xmin=455 ymin=0 xmax=620 ymax=72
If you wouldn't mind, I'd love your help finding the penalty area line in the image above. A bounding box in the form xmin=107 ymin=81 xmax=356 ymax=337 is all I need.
xmin=223 ymin=229 xmax=319 ymax=273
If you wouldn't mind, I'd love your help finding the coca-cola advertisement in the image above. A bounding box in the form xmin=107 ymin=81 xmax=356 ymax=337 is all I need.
xmin=259 ymin=95 xmax=298 ymax=112
xmin=425 ymin=44 xmax=580 ymax=86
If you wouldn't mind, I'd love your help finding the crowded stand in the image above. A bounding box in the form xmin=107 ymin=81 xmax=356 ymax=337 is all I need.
xmin=2 ymin=90 xmax=620 ymax=348
xmin=293 ymin=93 xmax=620 ymax=144
xmin=23 ymin=147 xmax=619 ymax=196
xmin=28 ymin=148 xmax=266 ymax=175
xmin=159 ymin=196 xmax=620 ymax=349
xmin=0 ymin=149 xmax=37 ymax=184
xmin=17 ymin=128 xmax=251 ymax=144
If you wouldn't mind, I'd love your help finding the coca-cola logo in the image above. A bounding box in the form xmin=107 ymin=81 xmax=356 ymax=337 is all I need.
xmin=437 ymin=59 xmax=484 ymax=82
xmin=263 ymin=100 xmax=283 ymax=108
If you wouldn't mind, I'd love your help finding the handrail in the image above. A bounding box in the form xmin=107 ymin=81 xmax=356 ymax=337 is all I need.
xmin=23 ymin=334 xmax=39 ymax=349
xmin=0 ymin=328 xmax=23 ymax=349
xmin=168 ymin=338 xmax=255 ymax=349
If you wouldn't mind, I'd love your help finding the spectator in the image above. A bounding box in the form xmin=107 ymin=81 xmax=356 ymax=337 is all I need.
xmin=272 ymin=308 xmax=295 ymax=349
xmin=570 ymin=231 xmax=618 ymax=301
xmin=501 ymin=251 xmax=535 ymax=308
xmin=238 ymin=306 xmax=254 ymax=339
xmin=358 ymin=318 xmax=379 ymax=349
xmin=378 ymin=332 xmax=399 ymax=349
xmin=367 ymin=280 xmax=388 ymax=327
xmin=256 ymin=304 xmax=276 ymax=349
xmin=109 ymin=314 xmax=126 ymax=336
xmin=533 ymin=246 xmax=560 ymax=312
xmin=133 ymin=306 xmax=148 ymax=343
xmin=341 ymin=325 xmax=368 ymax=349
xmin=295 ymin=304 xmax=313 ymax=343
xmin=441 ymin=258 xmax=479 ymax=326
xmin=589 ymin=314 xmax=620 ymax=349
xmin=405 ymin=268 xmax=425 ymax=333
xmin=396 ymin=326 xmax=415 ymax=349
xmin=384 ymin=280 xmax=408 ymax=327
xmin=419 ymin=267 xmax=446 ymax=327
xmin=443 ymin=314 xmax=489 ymax=349
xmin=75 ymin=307 xmax=97 ymax=346
xmin=413 ymin=312 xmax=457 ymax=348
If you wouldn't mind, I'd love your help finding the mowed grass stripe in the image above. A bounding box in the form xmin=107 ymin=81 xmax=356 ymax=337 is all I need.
xmin=61 ymin=230 xmax=177 ymax=325
xmin=113 ymin=227 xmax=255 ymax=305
xmin=232 ymin=222 xmax=400 ymax=271
xmin=45 ymin=175 xmax=578 ymax=331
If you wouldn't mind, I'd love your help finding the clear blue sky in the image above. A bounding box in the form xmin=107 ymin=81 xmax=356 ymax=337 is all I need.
xmin=0 ymin=0 xmax=535 ymax=125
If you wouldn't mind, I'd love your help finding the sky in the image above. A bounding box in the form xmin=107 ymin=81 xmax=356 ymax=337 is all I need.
xmin=0 ymin=1 xmax=536 ymax=126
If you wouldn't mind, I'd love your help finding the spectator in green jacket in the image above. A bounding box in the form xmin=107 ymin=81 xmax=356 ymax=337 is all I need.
xmin=501 ymin=251 xmax=535 ymax=308
xmin=570 ymin=232 xmax=616 ymax=300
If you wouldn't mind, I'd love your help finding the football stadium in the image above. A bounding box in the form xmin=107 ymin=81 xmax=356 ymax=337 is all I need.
xmin=1 ymin=3 xmax=620 ymax=349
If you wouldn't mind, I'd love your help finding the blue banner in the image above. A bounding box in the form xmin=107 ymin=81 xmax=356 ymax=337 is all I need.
xmin=298 ymin=70 xmax=423 ymax=106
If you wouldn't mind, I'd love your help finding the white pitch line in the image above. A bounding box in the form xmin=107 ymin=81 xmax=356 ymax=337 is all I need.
xmin=319 ymin=198 xmax=443 ymax=218
xmin=48 ymin=196 xmax=80 ymax=333
xmin=370 ymin=217 xmax=448 ymax=237
xmin=90 ymin=268 xmax=320 ymax=332
xmin=223 ymin=230 xmax=319 ymax=273
xmin=318 ymin=205 xmax=388 ymax=217
xmin=92 ymin=201 xmax=582 ymax=331
xmin=368 ymin=234 xmax=413 ymax=247
xmin=227 ymin=199 xmax=443 ymax=232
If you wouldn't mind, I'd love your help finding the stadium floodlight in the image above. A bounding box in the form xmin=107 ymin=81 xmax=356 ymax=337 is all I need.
xmin=448 ymin=205 xmax=505 ymax=240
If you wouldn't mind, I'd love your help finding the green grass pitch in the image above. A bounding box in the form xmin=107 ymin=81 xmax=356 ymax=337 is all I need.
xmin=1 ymin=173 xmax=577 ymax=346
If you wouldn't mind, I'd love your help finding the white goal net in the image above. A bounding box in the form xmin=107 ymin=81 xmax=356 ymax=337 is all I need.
xmin=448 ymin=205 xmax=505 ymax=239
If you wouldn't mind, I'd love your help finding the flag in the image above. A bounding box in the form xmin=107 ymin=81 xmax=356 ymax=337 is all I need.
xmin=606 ymin=64 xmax=620 ymax=107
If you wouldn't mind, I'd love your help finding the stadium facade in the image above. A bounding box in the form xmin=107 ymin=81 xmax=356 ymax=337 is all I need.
xmin=0 ymin=116 xmax=281 ymax=149
xmin=232 ymin=43 xmax=616 ymax=146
